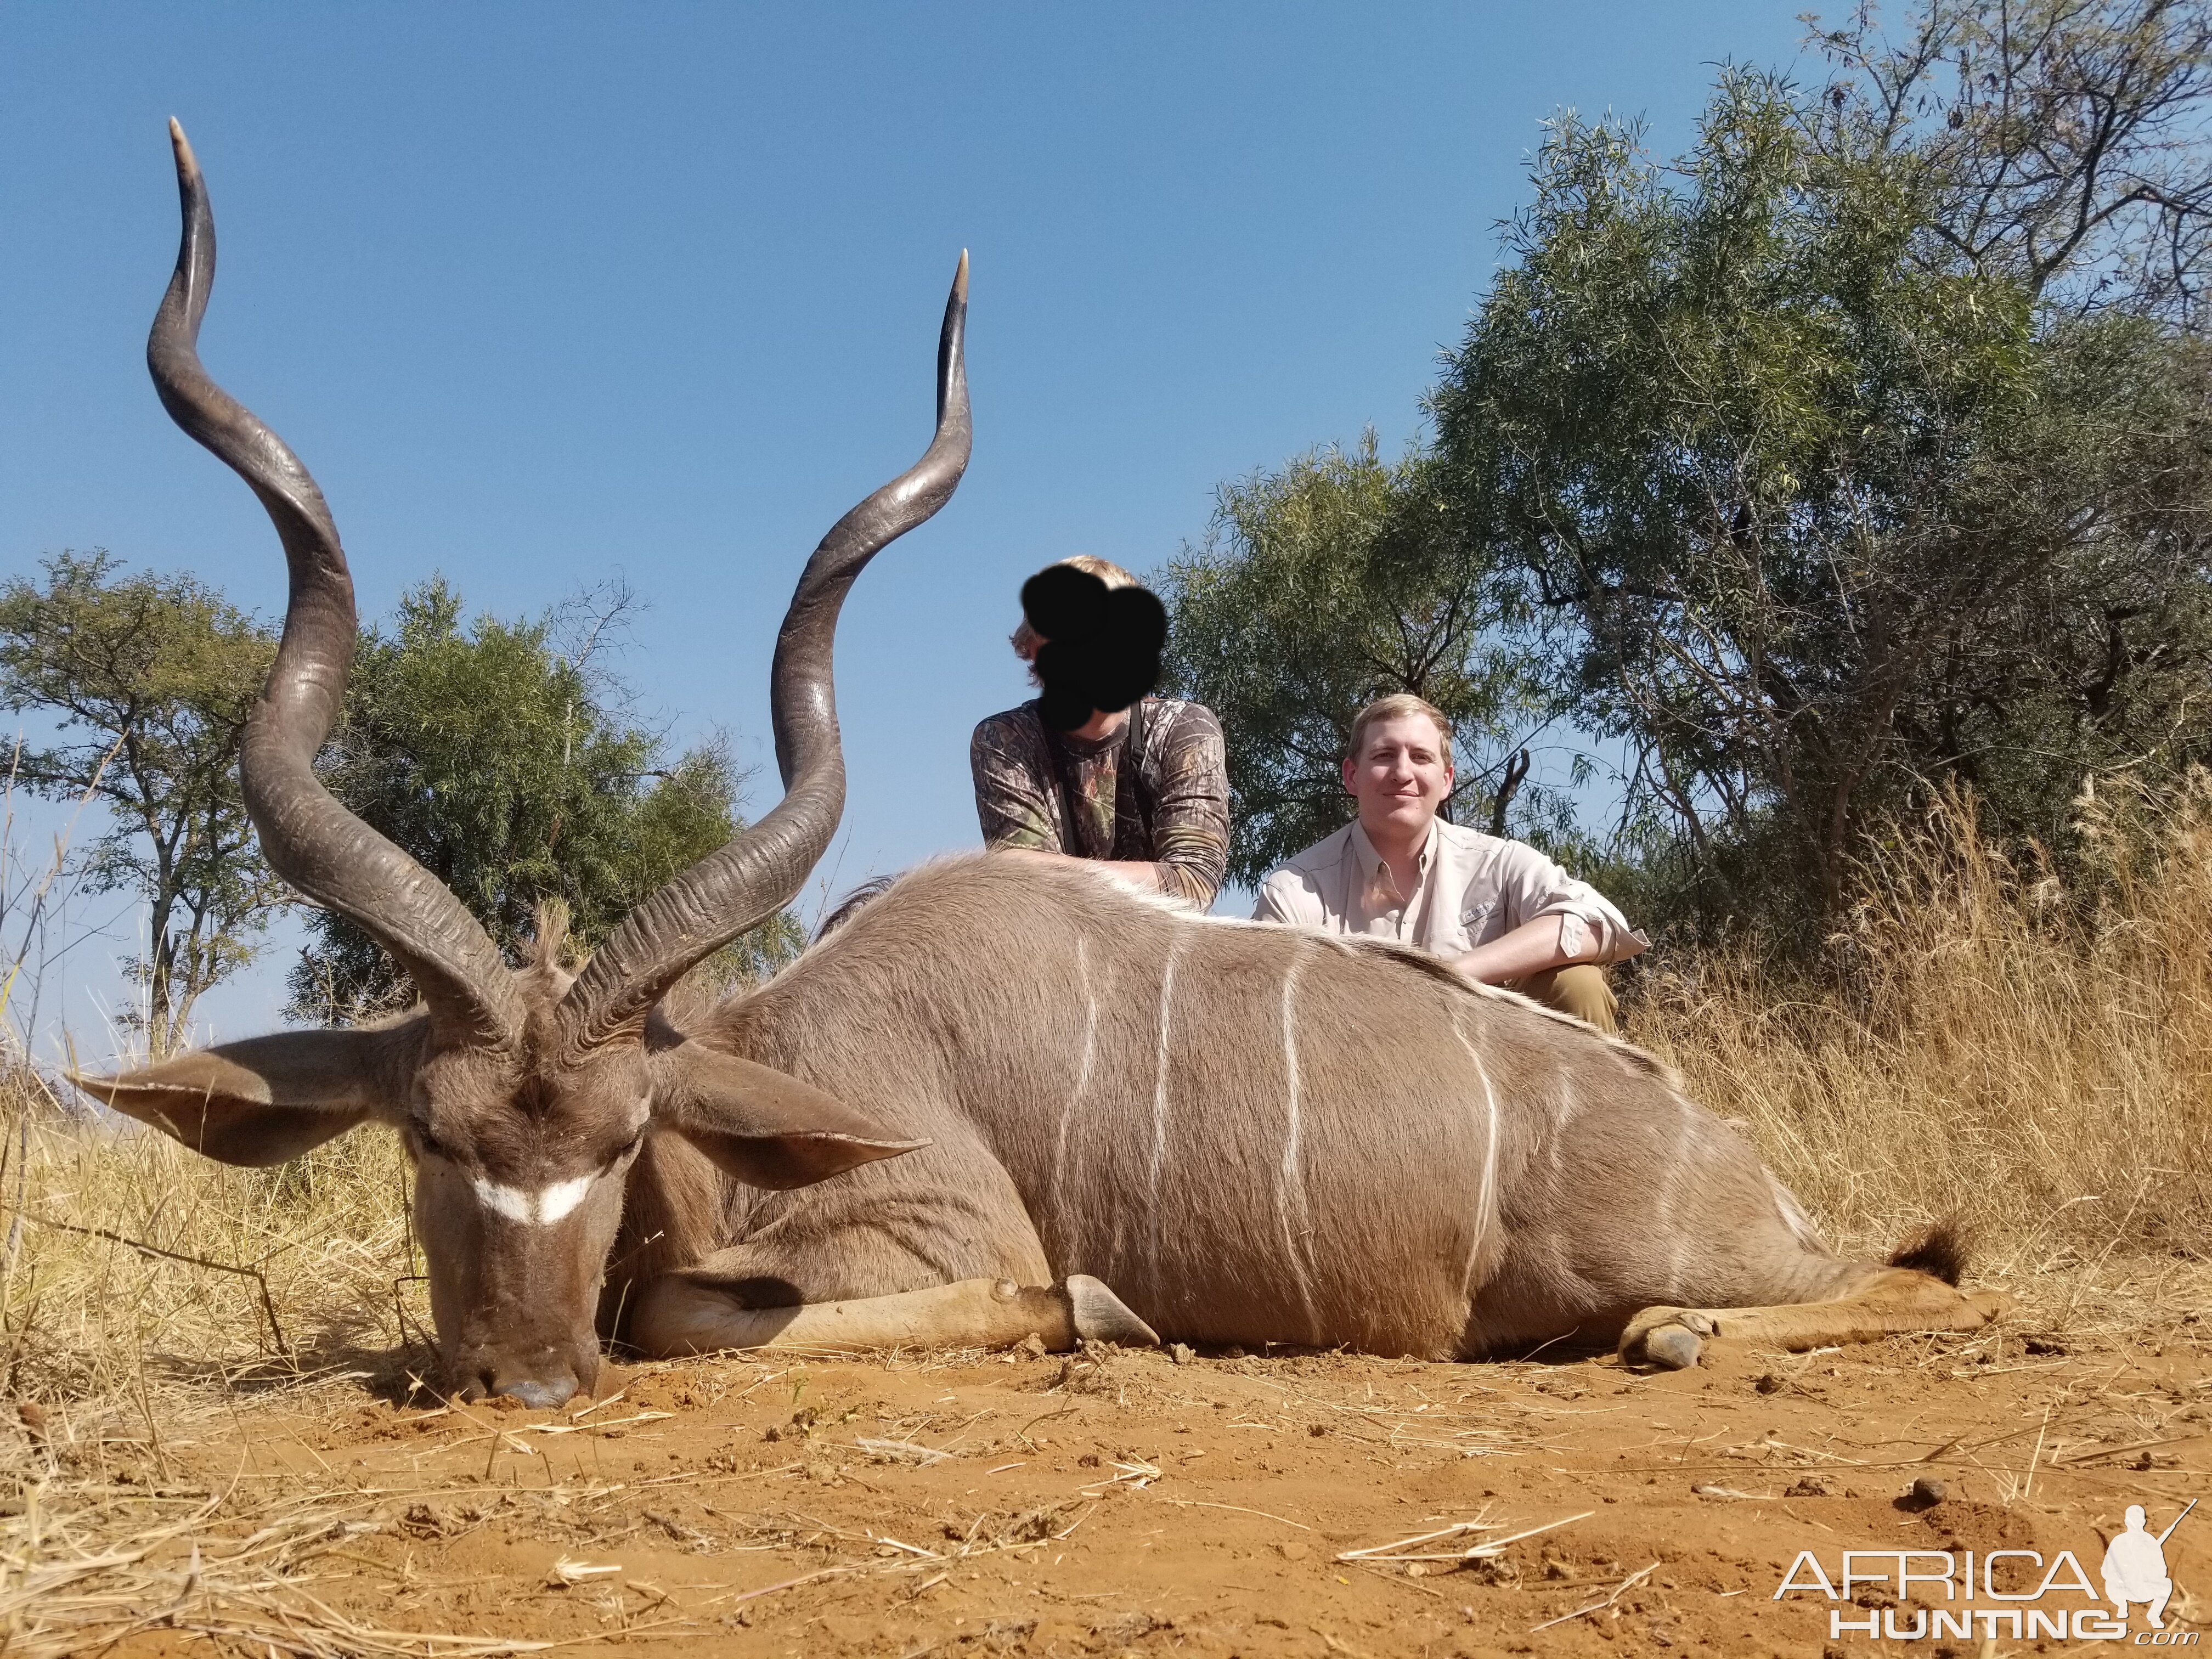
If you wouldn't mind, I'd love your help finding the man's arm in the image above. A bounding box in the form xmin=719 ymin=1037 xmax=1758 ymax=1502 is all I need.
xmin=1466 ymin=840 xmax=1648 ymax=978
xmin=1453 ymin=913 xmax=1595 ymax=984
xmin=1251 ymin=867 xmax=1327 ymax=927
xmin=1142 ymin=703 xmax=1231 ymax=906
xmin=970 ymin=716 xmax=1062 ymax=852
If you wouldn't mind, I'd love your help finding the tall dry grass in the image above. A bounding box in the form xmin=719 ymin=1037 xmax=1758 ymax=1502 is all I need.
xmin=0 ymin=1079 xmax=425 ymax=1403
xmin=0 ymin=1080 xmax=435 ymax=1653
xmin=1636 ymin=769 xmax=2212 ymax=1278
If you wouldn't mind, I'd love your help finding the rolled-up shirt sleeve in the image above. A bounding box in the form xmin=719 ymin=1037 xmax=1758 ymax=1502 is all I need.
xmin=970 ymin=715 xmax=1060 ymax=852
xmin=1147 ymin=704 xmax=1231 ymax=908
xmin=1492 ymin=842 xmax=1650 ymax=964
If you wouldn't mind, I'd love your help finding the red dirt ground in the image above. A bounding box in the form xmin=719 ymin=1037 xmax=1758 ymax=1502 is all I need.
xmin=61 ymin=1302 xmax=2211 ymax=1658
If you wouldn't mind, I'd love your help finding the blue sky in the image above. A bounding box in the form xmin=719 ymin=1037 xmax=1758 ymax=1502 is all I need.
xmin=2 ymin=3 xmax=1814 ymax=1055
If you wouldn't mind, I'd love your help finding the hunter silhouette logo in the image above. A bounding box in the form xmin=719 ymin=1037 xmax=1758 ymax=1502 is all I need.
xmin=2107 ymin=1501 xmax=2193 ymax=1630
xmin=1772 ymin=1496 xmax=2198 ymax=1643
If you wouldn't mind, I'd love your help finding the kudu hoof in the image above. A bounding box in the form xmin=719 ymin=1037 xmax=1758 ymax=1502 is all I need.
xmin=1639 ymin=1324 xmax=1704 ymax=1370
xmin=1065 ymin=1274 xmax=1160 ymax=1347
xmin=1620 ymin=1307 xmax=1715 ymax=1369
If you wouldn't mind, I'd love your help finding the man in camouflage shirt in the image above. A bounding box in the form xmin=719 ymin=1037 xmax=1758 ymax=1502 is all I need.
xmin=970 ymin=557 xmax=1230 ymax=909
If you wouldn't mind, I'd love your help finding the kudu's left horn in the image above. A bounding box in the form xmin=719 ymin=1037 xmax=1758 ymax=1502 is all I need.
xmin=558 ymin=252 xmax=973 ymax=1048
xmin=149 ymin=120 xmax=526 ymax=1045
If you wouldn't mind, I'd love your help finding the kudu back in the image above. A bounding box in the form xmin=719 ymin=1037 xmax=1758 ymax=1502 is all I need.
xmin=82 ymin=125 xmax=2003 ymax=1403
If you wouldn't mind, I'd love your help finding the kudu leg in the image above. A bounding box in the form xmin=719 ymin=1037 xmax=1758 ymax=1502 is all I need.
xmin=1619 ymin=1269 xmax=2008 ymax=1370
xmin=630 ymin=1273 xmax=1160 ymax=1358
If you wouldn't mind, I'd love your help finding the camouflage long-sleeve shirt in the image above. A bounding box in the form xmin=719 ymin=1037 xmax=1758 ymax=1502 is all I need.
xmin=969 ymin=697 xmax=1230 ymax=908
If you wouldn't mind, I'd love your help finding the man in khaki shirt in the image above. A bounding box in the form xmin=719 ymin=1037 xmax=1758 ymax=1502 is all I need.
xmin=1252 ymin=693 xmax=1647 ymax=1031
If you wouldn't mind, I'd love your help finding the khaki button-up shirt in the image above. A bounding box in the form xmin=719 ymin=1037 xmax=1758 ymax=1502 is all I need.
xmin=1251 ymin=819 xmax=1649 ymax=964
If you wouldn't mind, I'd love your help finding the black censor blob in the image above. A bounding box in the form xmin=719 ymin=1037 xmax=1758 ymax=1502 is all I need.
xmin=1021 ymin=566 xmax=1169 ymax=732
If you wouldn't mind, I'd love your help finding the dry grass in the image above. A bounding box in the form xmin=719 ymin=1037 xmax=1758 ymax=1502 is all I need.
xmin=0 ymin=1091 xmax=426 ymax=1403
xmin=1635 ymin=769 xmax=2212 ymax=1275
xmin=0 ymin=1381 xmax=551 ymax=1656
xmin=0 ymin=1094 xmax=450 ymax=1653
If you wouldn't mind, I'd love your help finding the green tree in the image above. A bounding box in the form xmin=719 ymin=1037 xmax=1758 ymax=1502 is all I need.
xmin=1159 ymin=435 xmax=1571 ymax=889
xmin=0 ymin=551 xmax=279 ymax=1054
xmin=291 ymin=579 xmax=799 ymax=1019
xmin=1430 ymin=4 xmax=2212 ymax=928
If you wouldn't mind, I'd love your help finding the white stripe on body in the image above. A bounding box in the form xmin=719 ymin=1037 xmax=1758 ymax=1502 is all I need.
xmin=1052 ymin=935 xmax=1096 ymax=1262
xmin=1277 ymin=948 xmax=1322 ymax=1344
xmin=1144 ymin=943 xmax=1182 ymax=1306
xmin=1659 ymin=1096 xmax=1696 ymax=1294
xmin=472 ymin=1171 xmax=597 ymax=1227
xmin=1452 ymin=1014 xmax=1503 ymax=1306
xmin=1767 ymin=1170 xmax=1824 ymax=1251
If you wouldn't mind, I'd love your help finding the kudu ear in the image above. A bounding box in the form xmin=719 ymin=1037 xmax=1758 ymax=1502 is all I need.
xmin=648 ymin=1042 xmax=928 ymax=1191
xmin=70 ymin=1023 xmax=424 ymax=1167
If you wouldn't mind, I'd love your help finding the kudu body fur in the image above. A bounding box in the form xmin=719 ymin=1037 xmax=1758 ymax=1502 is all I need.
xmin=616 ymin=864 xmax=2001 ymax=1368
xmin=82 ymin=126 xmax=2002 ymax=1406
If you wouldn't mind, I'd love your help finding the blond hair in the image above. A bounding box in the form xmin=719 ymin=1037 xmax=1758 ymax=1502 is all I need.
xmin=1347 ymin=692 xmax=1452 ymax=764
xmin=1011 ymin=555 xmax=1137 ymax=661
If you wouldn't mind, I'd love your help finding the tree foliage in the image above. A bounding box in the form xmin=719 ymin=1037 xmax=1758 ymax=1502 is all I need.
xmin=0 ymin=551 xmax=279 ymax=1054
xmin=291 ymin=580 xmax=799 ymax=1019
xmin=1429 ymin=3 xmax=2212 ymax=927
xmin=1821 ymin=0 xmax=2212 ymax=321
xmin=1159 ymin=436 xmax=1570 ymax=889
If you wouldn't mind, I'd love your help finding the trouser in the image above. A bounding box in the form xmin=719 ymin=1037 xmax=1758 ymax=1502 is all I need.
xmin=1505 ymin=962 xmax=1618 ymax=1034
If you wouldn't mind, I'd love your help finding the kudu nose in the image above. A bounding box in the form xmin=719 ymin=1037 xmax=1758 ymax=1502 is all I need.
xmin=500 ymin=1374 xmax=578 ymax=1410
xmin=476 ymin=1365 xmax=579 ymax=1410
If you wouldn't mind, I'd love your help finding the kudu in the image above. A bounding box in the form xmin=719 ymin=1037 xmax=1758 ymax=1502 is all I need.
xmin=83 ymin=125 xmax=2004 ymax=1406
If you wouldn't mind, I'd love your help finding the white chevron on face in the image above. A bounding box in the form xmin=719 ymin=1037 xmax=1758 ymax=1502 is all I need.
xmin=472 ymin=1170 xmax=598 ymax=1227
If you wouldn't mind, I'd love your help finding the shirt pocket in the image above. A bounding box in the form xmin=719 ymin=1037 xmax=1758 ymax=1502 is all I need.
xmin=1453 ymin=898 xmax=1497 ymax=950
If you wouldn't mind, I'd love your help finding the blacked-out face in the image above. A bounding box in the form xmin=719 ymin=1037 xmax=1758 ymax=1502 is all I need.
xmin=404 ymin=1041 xmax=653 ymax=1407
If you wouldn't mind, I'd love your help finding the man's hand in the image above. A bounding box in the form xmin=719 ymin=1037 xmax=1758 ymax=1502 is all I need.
xmin=1454 ymin=915 xmax=1592 ymax=984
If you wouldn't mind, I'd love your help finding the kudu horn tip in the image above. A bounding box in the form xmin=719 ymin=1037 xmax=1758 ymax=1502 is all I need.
xmin=953 ymin=249 xmax=968 ymax=302
xmin=167 ymin=117 xmax=200 ymax=180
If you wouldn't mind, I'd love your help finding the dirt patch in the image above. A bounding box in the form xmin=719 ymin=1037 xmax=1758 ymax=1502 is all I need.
xmin=11 ymin=1301 xmax=2209 ymax=1656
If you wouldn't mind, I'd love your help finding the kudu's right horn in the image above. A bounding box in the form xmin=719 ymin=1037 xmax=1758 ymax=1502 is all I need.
xmin=149 ymin=120 xmax=526 ymax=1046
xmin=559 ymin=252 xmax=973 ymax=1050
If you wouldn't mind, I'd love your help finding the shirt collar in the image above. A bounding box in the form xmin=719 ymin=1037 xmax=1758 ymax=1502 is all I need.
xmin=1348 ymin=816 xmax=1438 ymax=900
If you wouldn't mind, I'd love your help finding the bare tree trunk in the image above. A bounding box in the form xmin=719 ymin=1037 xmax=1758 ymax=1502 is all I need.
xmin=1488 ymin=749 xmax=1532 ymax=837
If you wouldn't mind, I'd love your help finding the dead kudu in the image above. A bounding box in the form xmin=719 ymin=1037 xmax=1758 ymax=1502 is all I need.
xmin=80 ymin=124 xmax=2002 ymax=1406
